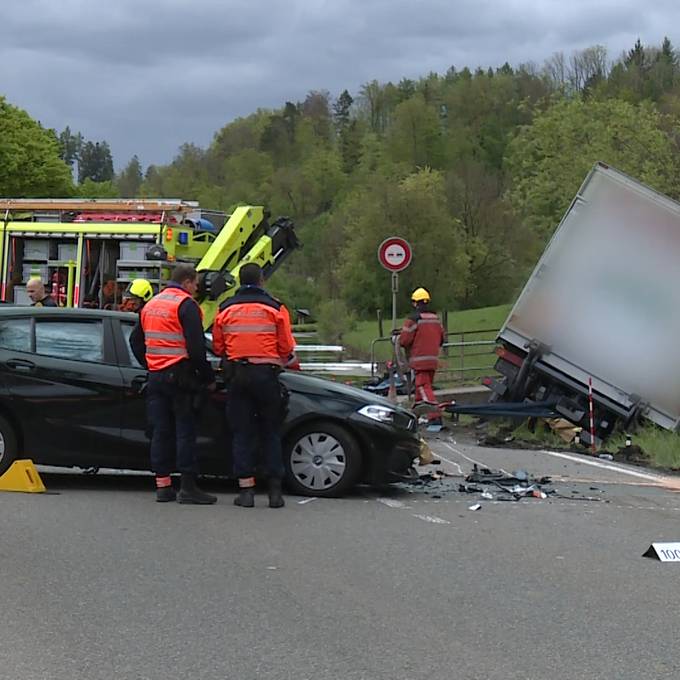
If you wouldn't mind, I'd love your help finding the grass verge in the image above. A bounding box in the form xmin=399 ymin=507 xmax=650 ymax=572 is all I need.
xmin=343 ymin=303 xmax=512 ymax=360
xmin=606 ymin=426 xmax=680 ymax=470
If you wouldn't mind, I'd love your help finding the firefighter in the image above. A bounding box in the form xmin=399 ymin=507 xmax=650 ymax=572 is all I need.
xmin=130 ymin=264 xmax=217 ymax=504
xmin=212 ymin=262 xmax=296 ymax=509
xmin=26 ymin=278 xmax=57 ymax=307
xmin=120 ymin=278 xmax=154 ymax=313
xmin=398 ymin=287 xmax=445 ymax=422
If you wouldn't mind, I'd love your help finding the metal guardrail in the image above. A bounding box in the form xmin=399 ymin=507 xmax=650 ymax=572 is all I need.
xmin=370 ymin=328 xmax=499 ymax=382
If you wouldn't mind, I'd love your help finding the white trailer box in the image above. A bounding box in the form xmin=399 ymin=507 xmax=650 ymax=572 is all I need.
xmin=498 ymin=162 xmax=680 ymax=432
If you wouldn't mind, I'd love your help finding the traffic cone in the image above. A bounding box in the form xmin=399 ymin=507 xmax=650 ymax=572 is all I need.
xmin=0 ymin=460 xmax=46 ymax=493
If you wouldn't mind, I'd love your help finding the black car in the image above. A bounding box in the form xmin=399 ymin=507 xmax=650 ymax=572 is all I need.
xmin=0 ymin=307 xmax=421 ymax=496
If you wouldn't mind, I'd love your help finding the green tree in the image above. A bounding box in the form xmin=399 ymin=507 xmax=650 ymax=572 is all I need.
xmin=333 ymin=89 xmax=354 ymax=133
xmin=387 ymin=94 xmax=442 ymax=169
xmin=74 ymin=179 xmax=118 ymax=198
xmin=0 ymin=97 xmax=73 ymax=196
xmin=506 ymin=98 xmax=680 ymax=241
xmin=57 ymin=126 xmax=82 ymax=171
xmin=117 ymin=155 xmax=143 ymax=197
xmin=339 ymin=169 xmax=470 ymax=315
xmin=78 ymin=141 xmax=114 ymax=183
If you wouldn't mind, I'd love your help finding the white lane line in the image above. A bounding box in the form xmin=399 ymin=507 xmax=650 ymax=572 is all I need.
xmin=425 ymin=445 xmax=467 ymax=475
xmin=444 ymin=440 xmax=670 ymax=486
xmin=538 ymin=449 xmax=668 ymax=484
xmin=442 ymin=442 xmax=510 ymax=474
xmin=375 ymin=497 xmax=450 ymax=525
xmin=428 ymin=452 xmax=464 ymax=476
xmin=376 ymin=497 xmax=407 ymax=509
xmin=412 ymin=514 xmax=451 ymax=525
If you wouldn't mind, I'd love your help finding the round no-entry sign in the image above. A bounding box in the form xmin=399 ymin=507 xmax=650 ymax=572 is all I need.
xmin=377 ymin=237 xmax=412 ymax=272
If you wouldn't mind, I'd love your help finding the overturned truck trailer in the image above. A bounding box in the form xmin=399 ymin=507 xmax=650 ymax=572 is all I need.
xmin=491 ymin=162 xmax=680 ymax=443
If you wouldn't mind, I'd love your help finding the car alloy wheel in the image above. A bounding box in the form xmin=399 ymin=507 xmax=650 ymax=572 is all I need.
xmin=285 ymin=421 xmax=362 ymax=497
xmin=291 ymin=432 xmax=346 ymax=491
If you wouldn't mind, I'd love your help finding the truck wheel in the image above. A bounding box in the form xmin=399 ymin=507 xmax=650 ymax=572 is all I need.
xmin=0 ymin=414 xmax=19 ymax=477
xmin=284 ymin=421 xmax=362 ymax=498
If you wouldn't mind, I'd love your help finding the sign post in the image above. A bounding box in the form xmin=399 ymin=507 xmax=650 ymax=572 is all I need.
xmin=378 ymin=237 xmax=413 ymax=330
xmin=377 ymin=237 xmax=413 ymax=402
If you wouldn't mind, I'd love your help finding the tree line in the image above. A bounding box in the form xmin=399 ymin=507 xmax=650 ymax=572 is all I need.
xmin=2 ymin=37 xmax=680 ymax=324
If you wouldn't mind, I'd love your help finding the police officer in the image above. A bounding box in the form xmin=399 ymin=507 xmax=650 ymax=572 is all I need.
xmin=398 ymin=287 xmax=445 ymax=423
xmin=212 ymin=263 xmax=295 ymax=508
xmin=130 ymin=264 xmax=217 ymax=504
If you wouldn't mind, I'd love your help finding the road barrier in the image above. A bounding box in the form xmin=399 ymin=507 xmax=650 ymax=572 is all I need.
xmin=370 ymin=328 xmax=499 ymax=383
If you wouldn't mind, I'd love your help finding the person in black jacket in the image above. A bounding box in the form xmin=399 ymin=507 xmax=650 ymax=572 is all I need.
xmin=26 ymin=279 xmax=57 ymax=307
xmin=129 ymin=265 xmax=216 ymax=504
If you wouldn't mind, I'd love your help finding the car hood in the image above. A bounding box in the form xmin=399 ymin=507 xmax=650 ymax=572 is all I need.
xmin=281 ymin=371 xmax=411 ymax=412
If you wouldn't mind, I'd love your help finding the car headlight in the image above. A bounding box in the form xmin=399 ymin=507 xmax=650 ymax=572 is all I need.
xmin=358 ymin=404 xmax=396 ymax=424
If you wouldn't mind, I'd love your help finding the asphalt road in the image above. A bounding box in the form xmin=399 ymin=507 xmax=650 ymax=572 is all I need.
xmin=2 ymin=434 xmax=680 ymax=680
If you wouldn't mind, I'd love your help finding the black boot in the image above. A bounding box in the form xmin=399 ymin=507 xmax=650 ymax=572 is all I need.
xmin=156 ymin=486 xmax=176 ymax=503
xmin=177 ymin=473 xmax=217 ymax=505
xmin=234 ymin=488 xmax=255 ymax=507
xmin=268 ymin=478 xmax=285 ymax=509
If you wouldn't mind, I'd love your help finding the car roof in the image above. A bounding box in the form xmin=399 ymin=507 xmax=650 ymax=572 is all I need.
xmin=0 ymin=306 xmax=136 ymax=321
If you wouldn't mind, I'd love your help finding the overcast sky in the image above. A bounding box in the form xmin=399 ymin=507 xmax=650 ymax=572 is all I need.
xmin=1 ymin=0 xmax=677 ymax=170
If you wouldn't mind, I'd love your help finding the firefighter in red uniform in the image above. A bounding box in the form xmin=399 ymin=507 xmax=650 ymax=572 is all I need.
xmin=130 ymin=264 xmax=217 ymax=504
xmin=399 ymin=287 xmax=445 ymax=421
xmin=212 ymin=263 xmax=296 ymax=509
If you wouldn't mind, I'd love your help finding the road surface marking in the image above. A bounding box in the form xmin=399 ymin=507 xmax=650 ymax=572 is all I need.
xmin=538 ymin=449 xmax=668 ymax=484
xmin=412 ymin=514 xmax=451 ymax=525
xmin=443 ymin=440 xmax=672 ymax=487
xmin=376 ymin=497 xmax=407 ymax=509
xmin=442 ymin=442 xmax=510 ymax=474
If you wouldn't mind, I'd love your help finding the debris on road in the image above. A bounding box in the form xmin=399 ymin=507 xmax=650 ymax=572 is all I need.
xmin=468 ymin=504 xmax=482 ymax=511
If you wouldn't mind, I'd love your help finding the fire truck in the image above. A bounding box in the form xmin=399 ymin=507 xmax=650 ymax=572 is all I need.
xmin=0 ymin=199 xmax=298 ymax=329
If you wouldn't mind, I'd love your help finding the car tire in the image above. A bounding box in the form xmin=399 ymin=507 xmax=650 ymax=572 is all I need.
xmin=284 ymin=421 xmax=362 ymax=497
xmin=0 ymin=414 xmax=19 ymax=477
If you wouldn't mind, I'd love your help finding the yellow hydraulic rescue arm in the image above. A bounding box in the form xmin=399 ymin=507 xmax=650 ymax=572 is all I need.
xmin=195 ymin=206 xmax=298 ymax=329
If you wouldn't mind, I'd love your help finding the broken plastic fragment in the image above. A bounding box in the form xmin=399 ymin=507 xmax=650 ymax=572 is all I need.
xmin=468 ymin=503 xmax=482 ymax=511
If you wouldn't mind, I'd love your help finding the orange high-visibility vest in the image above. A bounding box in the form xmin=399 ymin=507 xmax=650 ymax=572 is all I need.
xmin=141 ymin=287 xmax=195 ymax=372
xmin=213 ymin=289 xmax=295 ymax=365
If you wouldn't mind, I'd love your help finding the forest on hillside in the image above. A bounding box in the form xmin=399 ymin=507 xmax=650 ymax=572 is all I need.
xmin=3 ymin=37 xmax=680 ymax=326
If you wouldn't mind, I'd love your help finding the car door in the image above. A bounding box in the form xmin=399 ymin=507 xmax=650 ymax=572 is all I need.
xmin=0 ymin=313 xmax=125 ymax=466
xmin=114 ymin=318 xmax=231 ymax=474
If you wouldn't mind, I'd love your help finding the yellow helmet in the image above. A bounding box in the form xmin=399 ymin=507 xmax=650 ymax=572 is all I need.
xmin=125 ymin=278 xmax=154 ymax=302
xmin=411 ymin=287 xmax=431 ymax=303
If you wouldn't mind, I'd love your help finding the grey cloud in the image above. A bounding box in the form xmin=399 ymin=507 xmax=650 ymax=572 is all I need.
xmin=1 ymin=0 xmax=678 ymax=170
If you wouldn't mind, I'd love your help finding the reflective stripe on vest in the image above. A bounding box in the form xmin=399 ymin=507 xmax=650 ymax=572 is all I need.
xmin=215 ymin=301 xmax=282 ymax=362
xmin=141 ymin=287 xmax=192 ymax=371
xmin=221 ymin=323 xmax=277 ymax=334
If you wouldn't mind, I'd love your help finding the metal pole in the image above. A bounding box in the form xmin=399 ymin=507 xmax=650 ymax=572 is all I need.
xmin=391 ymin=272 xmax=399 ymax=331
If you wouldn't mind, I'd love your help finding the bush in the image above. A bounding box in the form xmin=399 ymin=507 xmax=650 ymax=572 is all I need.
xmin=317 ymin=299 xmax=357 ymax=345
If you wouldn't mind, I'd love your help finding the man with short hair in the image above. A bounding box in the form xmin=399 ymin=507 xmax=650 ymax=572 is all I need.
xmin=130 ymin=264 xmax=217 ymax=504
xmin=26 ymin=278 xmax=57 ymax=307
xmin=212 ymin=263 xmax=296 ymax=508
